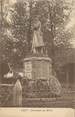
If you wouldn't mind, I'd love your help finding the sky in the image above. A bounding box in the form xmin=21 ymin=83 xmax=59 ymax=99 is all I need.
xmin=65 ymin=0 xmax=75 ymax=47
xmin=65 ymin=0 xmax=75 ymax=29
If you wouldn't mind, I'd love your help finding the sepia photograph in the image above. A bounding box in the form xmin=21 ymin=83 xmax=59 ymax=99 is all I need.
xmin=0 ymin=0 xmax=75 ymax=108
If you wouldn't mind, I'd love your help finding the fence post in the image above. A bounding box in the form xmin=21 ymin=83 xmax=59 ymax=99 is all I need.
xmin=13 ymin=79 xmax=22 ymax=107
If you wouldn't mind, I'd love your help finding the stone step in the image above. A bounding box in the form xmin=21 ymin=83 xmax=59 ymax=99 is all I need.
xmin=22 ymin=98 xmax=73 ymax=107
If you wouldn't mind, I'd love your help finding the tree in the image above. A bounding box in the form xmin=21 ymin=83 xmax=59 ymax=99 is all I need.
xmin=27 ymin=0 xmax=73 ymax=68
xmin=0 ymin=1 xmax=29 ymax=65
xmin=0 ymin=0 xmax=12 ymax=63
xmin=0 ymin=0 xmax=73 ymax=68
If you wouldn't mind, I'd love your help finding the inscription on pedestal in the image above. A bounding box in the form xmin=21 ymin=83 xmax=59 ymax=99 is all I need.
xmin=24 ymin=61 xmax=32 ymax=79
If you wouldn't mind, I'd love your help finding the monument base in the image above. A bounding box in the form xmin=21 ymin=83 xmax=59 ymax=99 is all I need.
xmin=23 ymin=56 xmax=52 ymax=80
xmin=23 ymin=56 xmax=62 ymax=97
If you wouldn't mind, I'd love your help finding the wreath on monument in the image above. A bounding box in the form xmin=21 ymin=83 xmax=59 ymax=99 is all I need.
xmin=49 ymin=75 xmax=62 ymax=96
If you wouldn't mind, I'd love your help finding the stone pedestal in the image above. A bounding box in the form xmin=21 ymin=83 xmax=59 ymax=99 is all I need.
xmin=23 ymin=56 xmax=52 ymax=80
xmin=23 ymin=56 xmax=62 ymax=97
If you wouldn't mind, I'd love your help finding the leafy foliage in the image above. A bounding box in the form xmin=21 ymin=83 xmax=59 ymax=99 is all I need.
xmin=0 ymin=0 xmax=73 ymax=67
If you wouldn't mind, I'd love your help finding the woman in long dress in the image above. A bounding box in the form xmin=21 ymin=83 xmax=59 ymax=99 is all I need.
xmin=32 ymin=19 xmax=44 ymax=54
